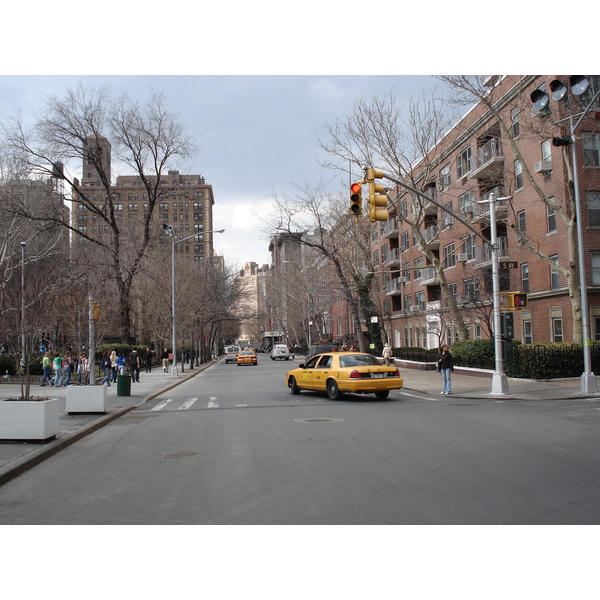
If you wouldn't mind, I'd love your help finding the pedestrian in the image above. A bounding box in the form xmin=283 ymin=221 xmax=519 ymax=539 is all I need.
xmin=77 ymin=352 xmax=89 ymax=385
xmin=50 ymin=352 xmax=63 ymax=386
xmin=40 ymin=351 xmax=52 ymax=386
xmin=145 ymin=347 xmax=153 ymax=373
xmin=382 ymin=343 xmax=393 ymax=366
xmin=100 ymin=351 xmax=112 ymax=386
xmin=438 ymin=344 xmax=454 ymax=395
xmin=161 ymin=347 xmax=169 ymax=373
xmin=62 ymin=351 xmax=73 ymax=386
xmin=116 ymin=352 xmax=126 ymax=376
xmin=110 ymin=350 xmax=118 ymax=382
xmin=129 ymin=348 xmax=140 ymax=382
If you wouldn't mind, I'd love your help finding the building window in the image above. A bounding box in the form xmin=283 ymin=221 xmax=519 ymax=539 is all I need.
xmin=552 ymin=318 xmax=563 ymax=342
xmin=517 ymin=210 xmax=526 ymax=243
xmin=400 ymin=231 xmax=409 ymax=252
xmin=583 ymin=132 xmax=600 ymax=166
xmin=464 ymin=277 xmax=479 ymax=302
xmin=416 ymin=291 xmax=425 ymax=311
xmin=521 ymin=263 xmax=530 ymax=293
xmin=523 ymin=319 xmax=532 ymax=344
xmin=514 ymin=159 xmax=523 ymax=190
xmin=541 ymin=139 xmax=551 ymax=161
xmin=511 ymin=107 xmax=520 ymax=138
xmin=457 ymin=147 xmax=472 ymax=179
xmin=547 ymin=198 xmax=556 ymax=233
xmin=462 ymin=233 xmax=476 ymax=261
xmin=442 ymin=201 xmax=453 ymax=229
xmin=550 ymin=255 xmax=560 ymax=290
xmin=459 ymin=190 xmax=474 ymax=214
xmin=414 ymin=257 xmax=423 ymax=279
xmin=591 ymin=252 xmax=600 ymax=285
xmin=439 ymin=164 xmax=451 ymax=189
xmin=443 ymin=243 xmax=456 ymax=268
xmin=587 ymin=191 xmax=600 ymax=226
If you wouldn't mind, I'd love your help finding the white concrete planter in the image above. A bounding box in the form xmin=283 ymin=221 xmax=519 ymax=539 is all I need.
xmin=66 ymin=385 xmax=107 ymax=414
xmin=0 ymin=398 xmax=60 ymax=441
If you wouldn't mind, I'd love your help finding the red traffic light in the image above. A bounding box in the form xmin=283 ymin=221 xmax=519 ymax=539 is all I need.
xmin=350 ymin=182 xmax=361 ymax=194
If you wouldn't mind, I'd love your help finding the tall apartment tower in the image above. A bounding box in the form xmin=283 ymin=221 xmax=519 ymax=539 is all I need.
xmin=73 ymin=136 xmax=217 ymax=264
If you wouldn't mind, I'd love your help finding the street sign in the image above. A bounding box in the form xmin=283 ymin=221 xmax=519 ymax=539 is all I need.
xmin=499 ymin=261 xmax=518 ymax=269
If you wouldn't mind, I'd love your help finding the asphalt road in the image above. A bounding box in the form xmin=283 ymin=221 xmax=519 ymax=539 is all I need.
xmin=0 ymin=356 xmax=599 ymax=525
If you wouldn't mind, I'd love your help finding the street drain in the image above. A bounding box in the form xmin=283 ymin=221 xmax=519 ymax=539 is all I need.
xmin=161 ymin=452 xmax=199 ymax=459
xmin=292 ymin=418 xmax=346 ymax=424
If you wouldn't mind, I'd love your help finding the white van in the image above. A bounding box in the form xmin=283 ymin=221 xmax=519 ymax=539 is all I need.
xmin=270 ymin=344 xmax=290 ymax=360
xmin=224 ymin=345 xmax=241 ymax=363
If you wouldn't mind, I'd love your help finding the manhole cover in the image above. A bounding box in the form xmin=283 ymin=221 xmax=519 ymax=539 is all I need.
xmin=291 ymin=418 xmax=346 ymax=424
xmin=161 ymin=451 xmax=199 ymax=459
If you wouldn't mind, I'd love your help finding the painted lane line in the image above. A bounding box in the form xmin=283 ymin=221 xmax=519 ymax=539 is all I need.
xmin=151 ymin=398 xmax=173 ymax=411
xmin=178 ymin=397 xmax=198 ymax=410
xmin=207 ymin=397 xmax=218 ymax=409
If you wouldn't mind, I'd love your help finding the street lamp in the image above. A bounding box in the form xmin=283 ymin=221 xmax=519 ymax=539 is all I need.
xmin=163 ymin=224 xmax=225 ymax=377
xmin=481 ymin=194 xmax=510 ymax=395
xmin=20 ymin=242 xmax=26 ymax=368
xmin=530 ymin=76 xmax=599 ymax=394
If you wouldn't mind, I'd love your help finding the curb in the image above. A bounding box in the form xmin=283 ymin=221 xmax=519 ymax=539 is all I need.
xmin=0 ymin=359 xmax=219 ymax=488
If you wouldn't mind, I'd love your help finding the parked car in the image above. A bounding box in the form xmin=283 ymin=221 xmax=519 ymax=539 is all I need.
xmin=285 ymin=351 xmax=403 ymax=400
xmin=224 ymin=345 xmax=241 ymax=364
xmin=305 ymin=343 xmax=337 ymax=362
xmin=237 ymin=349 xmax=258 ymax=366
xmin=270 ymin=344 xmax=290 ymax=361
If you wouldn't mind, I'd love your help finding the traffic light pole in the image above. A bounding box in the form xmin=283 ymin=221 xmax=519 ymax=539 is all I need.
xmin=373 ymin=169 xmax=510 ymax=395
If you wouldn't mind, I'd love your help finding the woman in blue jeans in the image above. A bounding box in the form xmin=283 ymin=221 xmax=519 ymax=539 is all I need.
xmin=438 ymin=345 xmax=454 ymax=395
xmin=100 ymin=351 xmax=112 ymax=386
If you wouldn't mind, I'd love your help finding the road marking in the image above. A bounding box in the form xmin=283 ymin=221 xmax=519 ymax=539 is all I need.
xmin=178 ymin=397 xmax=198 ymax=410
xmin=401 ymin=391 xmax=443 ymax=402
xmin=236 ymin=404 xmax=248 ymax=407
xmin=208 ymin=397 xmax=218 ymax=409
xmin=151 ymin=398 xmax=173 ymax=411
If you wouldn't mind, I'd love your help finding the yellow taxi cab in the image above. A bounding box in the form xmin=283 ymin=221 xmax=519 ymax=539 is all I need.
xmin=237 ymin=349 xmax=258 ymax=366
xmin=285 ymin=351 xmax=403 ymax=400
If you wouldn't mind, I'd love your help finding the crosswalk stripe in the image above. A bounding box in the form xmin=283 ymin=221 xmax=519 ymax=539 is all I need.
xmin=178 ymin=397 xmax=198 ymax=410
xmin=151 ymin=398 xmax=173 ymax=411
xmin=207 ymin=397 xmax=218 ymax=409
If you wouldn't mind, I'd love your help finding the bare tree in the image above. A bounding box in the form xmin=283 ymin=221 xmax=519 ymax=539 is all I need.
xmin=0 ymin=84 xmax=197 ymax=342
xmin=319 ymin=90 xmax=470 ymax=339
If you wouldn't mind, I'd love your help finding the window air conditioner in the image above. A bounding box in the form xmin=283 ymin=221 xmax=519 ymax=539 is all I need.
xmin=534 ymin=160 xmax=552 ymax=173
xmin=410 ymin=305 xmax=419 ymax=312
xmin=457 ymin=253 xmax=468 ymax=262
xmin=396 ymin=277 xmax=407 ymax=283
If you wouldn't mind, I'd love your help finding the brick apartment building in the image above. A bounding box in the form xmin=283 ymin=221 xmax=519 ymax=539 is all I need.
xmin=72 ymin=135 xmax=217 ymax=264
xmin=369 ymin=75 xmax=600 ymax=349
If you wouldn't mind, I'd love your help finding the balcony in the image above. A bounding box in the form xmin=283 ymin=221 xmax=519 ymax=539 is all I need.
xmin=474 ymin=236 xmax=510 ymax=268
xmin=383 ymin=246 xmax=401 ymax=267
xmin=419 ymin=225 xmax=439 ymax=250
xmin=469 ymin=138 xmax=504 ymax=180
xmin=420 ymin=266 xmax=439 ymax=285
xmin=381 ymin=217 xmax=399 ymax=238
xmin=385 ymin=278 xmax=404 ymax=295
xmin=471 ymin=196 xmax=508 ymax=223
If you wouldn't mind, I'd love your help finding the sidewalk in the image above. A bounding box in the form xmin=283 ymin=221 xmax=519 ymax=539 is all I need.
xmin=0 ymin=362 xmax=210 ymax=486
xmin=1 ymin=359 xmax=598 ymax=487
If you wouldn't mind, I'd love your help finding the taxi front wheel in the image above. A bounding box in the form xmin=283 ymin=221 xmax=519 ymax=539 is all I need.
xmin=289 ymin=376 xmax=300 ymax=395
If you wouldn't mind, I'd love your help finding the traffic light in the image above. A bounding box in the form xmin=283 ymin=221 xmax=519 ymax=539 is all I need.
xmin=366 ymin=168 xmax=388 ymax=222
xmin=93 ymin=302 xmax=101 ymax=321
xmin=512 ymin=293 xmax=528 ymax=308
xmin=350 ymin=182 xmax=363 ymax=220
xmin=552 ymin=135 xmax=572 ymax=147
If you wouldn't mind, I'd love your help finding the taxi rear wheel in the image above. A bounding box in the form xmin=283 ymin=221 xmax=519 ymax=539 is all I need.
xmin=375 ymin=390 xmax=389 ymax=399
xmin=327 ymin=379 xmax=342 ymax=400
xmin=289 ymin=376 xmax=300 ymax=395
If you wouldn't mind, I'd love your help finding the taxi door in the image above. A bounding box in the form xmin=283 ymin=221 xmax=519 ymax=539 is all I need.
xmin=312 ymin=354 xmax=333 ymax=391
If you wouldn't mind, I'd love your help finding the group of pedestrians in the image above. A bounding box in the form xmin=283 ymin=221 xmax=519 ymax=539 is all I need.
xmin=41 ymin=347 xmax=156 ymax=387
xmin=40 ymin=350 xmax=84 ymax=387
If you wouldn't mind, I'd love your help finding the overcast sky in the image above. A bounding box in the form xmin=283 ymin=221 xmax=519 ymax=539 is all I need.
xmin=0 ymin=74 xmax=449 ymax=267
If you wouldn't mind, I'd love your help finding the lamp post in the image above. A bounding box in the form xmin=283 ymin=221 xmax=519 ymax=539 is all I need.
xmin=163 ymin=225 xmax=225 ymax=377
xmin=20 ymin=242 xmax=26 ymax=369
xmin=482 ymin=194 xmax=510 ymax=395
xmin=530 ymin=76 xmax=599 ymax=394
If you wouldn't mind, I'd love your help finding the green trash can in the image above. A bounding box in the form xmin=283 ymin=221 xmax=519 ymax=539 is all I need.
xmin=117 ymin=374 xmax=131 ymax=397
